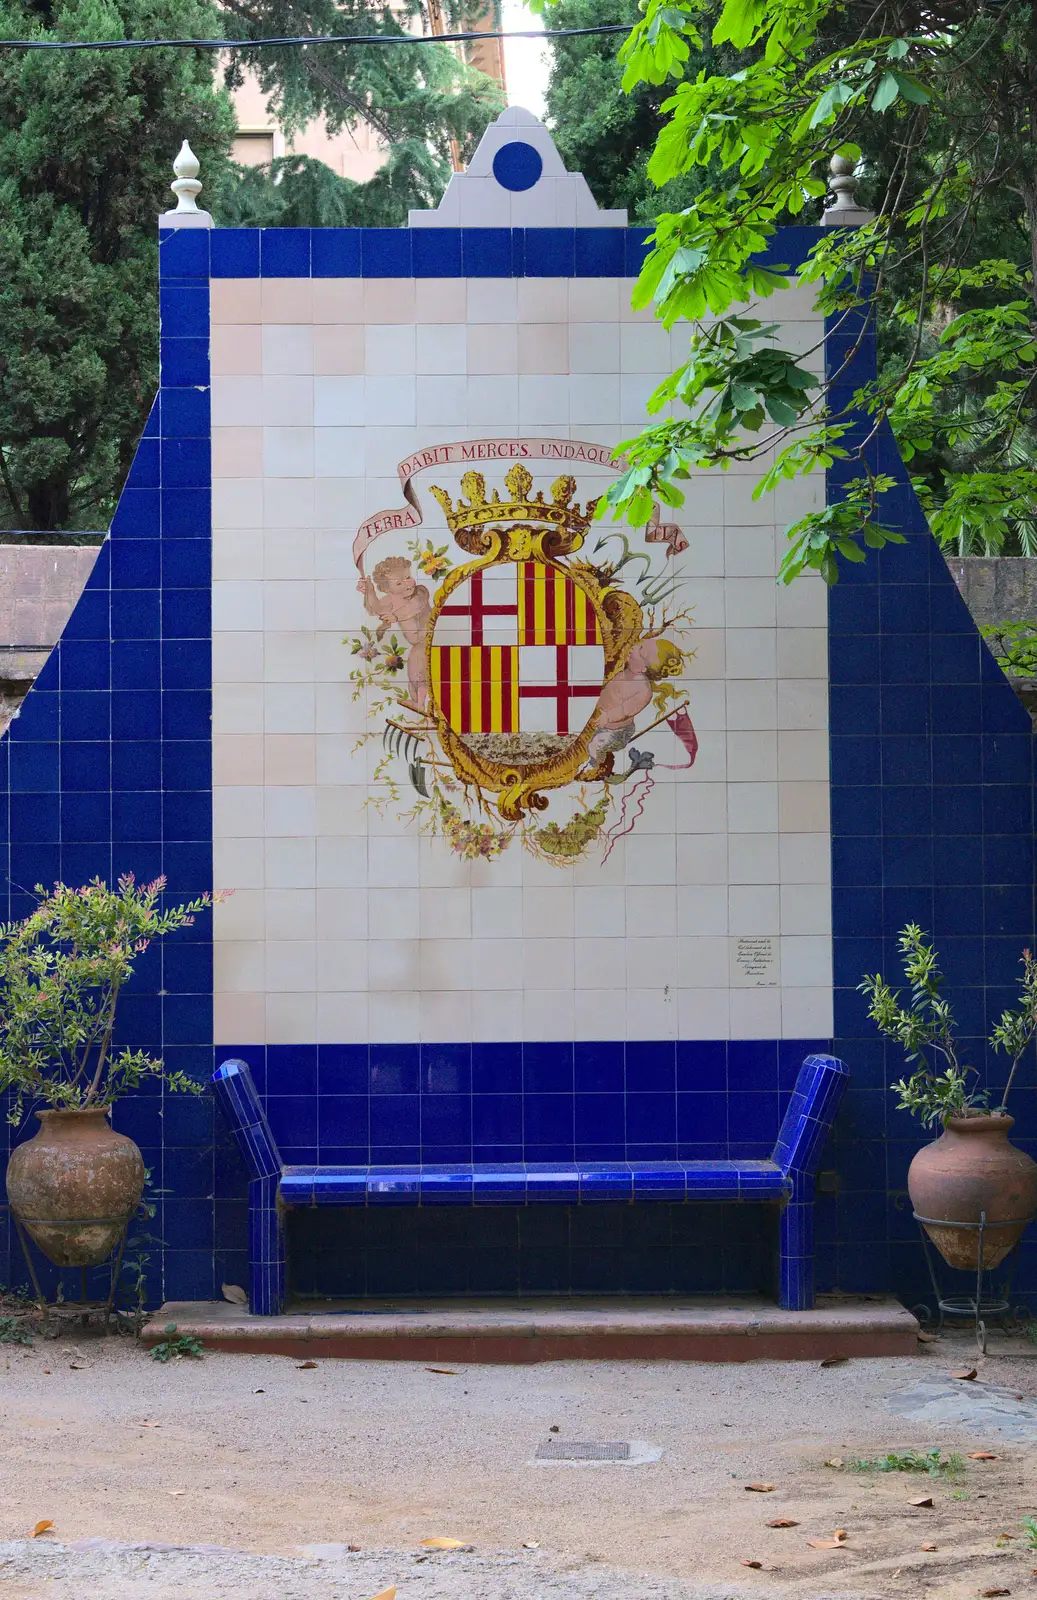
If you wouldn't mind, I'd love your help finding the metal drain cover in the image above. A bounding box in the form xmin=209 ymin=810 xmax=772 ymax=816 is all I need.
xmin=535 ymin=1440 xmax=631 ymax=1461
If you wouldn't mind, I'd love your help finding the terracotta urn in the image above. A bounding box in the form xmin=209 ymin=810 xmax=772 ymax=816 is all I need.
xmin=5 ymin=1107 xmax=145 ymax=1268
xmin=908 ymin=1113 xmax=1037 ymax=1271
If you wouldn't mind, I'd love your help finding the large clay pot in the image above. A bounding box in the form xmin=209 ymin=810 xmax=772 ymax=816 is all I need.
xmin=5 ymin=1108 xmax=145 ymax=1267
xmin=908 ymin=1113 xmax=1037 ymax=1271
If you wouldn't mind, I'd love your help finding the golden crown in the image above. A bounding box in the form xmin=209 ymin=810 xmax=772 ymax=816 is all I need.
xmin=429 ymin=465 xmax=598 ymax=549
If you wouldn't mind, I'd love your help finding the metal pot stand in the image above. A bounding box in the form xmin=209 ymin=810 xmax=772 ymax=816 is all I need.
xmin=913 ymin=1208 xmax=1036 ymax=1354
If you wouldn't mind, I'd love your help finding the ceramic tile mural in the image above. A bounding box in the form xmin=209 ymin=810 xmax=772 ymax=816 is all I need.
xmin=2 ymin=105 xmax=1033 ymax=1309
xmin=208 ymin=233 xmax=832 ymax=1047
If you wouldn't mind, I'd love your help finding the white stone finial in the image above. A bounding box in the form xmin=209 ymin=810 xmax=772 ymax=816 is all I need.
xmin=159 ymin=138 xmax=213 ymax=231
xmin=822 ymin=153 xmax=874 ymax=227
xmin=171 ymin=140 xmax=202 ymax=212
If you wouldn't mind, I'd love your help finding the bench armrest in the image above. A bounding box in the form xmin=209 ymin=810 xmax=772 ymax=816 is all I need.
xmin=772 ymin=1054 xmax=848 ymax=1178
xmin=212 ymin=1059 xmax=282 ymax=1181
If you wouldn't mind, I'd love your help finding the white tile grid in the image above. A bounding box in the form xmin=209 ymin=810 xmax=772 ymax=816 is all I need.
xmin=210 ymin=280 xmax=833 ymax=1042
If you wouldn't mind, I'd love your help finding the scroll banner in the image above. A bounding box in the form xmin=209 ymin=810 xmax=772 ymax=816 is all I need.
xmin=352 ymin=436 xmax=688 ymax=571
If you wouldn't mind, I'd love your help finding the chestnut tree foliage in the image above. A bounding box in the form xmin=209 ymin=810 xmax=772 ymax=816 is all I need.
xmin=537 ymin=0 xmax=1037 ymax=581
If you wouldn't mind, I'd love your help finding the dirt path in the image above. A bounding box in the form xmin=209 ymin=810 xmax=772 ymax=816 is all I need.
xmin=2 ymin=1323 xmax=1036 ymax=1597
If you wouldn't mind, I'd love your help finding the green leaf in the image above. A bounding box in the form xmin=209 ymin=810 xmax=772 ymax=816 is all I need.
xmin=871 ymin=71 xmax=900 ymax=112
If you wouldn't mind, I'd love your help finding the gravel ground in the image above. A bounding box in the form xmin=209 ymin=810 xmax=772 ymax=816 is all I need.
xmin=2 ymin=1324 xmax=1037 ymax=1598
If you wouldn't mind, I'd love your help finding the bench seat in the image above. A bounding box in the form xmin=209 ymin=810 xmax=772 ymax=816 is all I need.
xmin=280 ymin=1160 xmax=789 ymax=1206
xmin=213 ymin=1052 xmax=848 ymax=1316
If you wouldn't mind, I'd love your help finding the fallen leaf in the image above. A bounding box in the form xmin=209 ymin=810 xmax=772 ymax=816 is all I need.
xmin=42 ymin=1368 xmax=51 ymax=1375
xmin=921 ymin=1543 xmax=937 ymax=1552
xmin=969 ymin=1451 xmax=999 ymax=1460
xmin=365 ymin=1590 xmax=396 ymax=1600
xmin=419 ymin=1538 xmax=468 ymax=1551
xmin=140 ymin=1420 xmax=161 ymax=1428
xmin=806 ymin=1538 xmax=848 ymax=1550
xmin=348 ymin=1543 xmax=361 ymax=1552
xmin=745 ymin=1483 xmax=776 ymax=1493
xmin=168 ymin=1490 xmax=186 ymax=1498
xmin=69 ymin=1363 xmax=85 ymax=1371
xmin=766 ymin=1519 xmax=800 ymax=1528
xmin=916 ymin=1329 xmax=938 ymax=1342
xmin=31 ymin=1521 xmax=53 ymax=1538
xmin=979 ymin=1589 xmax=1011 ymax=1597
xmin=819 ymin=1355 xmax=849 ymax=1367
xmin=909 ymin=1495 xmax=934 ymax=1508
xmin=254 ymin=1389 xmax=265 ymax=1394
xmin=222 ymin=1283 xmax=248 ymax=1305
xmin=425 ymin=1367 xmax=458 ymax=1376
xmin=741 ymin=1559 xmax=763 ymax=1568
xmin=951 ymin=1367 xmax=978 ymax=1381
xmin=549 ymin=1425 xmax=560 ymax=1433
xmin=296 ymin=1361 xmax=318 ymax=1369
xmin=834 ymin=1530 xmax=847 ymax=1541
xmin=522 ymin=1541 xmax=540 ymax=1550
xmin=823 ymin=1457 xmax=843 ymax=1468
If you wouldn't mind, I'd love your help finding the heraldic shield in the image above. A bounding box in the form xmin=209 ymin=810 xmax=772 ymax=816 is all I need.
xmin=350 ymin=450 xmax=696 ymax=867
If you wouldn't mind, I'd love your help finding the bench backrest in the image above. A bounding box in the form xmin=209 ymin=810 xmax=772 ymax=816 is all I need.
xmin=771 ymin=1054 xmax=849 ymax=1177
xmin=214 ymin=1051 xmax=849 ymax=1181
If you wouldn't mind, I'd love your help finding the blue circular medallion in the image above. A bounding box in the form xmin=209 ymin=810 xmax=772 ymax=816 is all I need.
xmin=492 ymin=141 xmax=543 ymax=193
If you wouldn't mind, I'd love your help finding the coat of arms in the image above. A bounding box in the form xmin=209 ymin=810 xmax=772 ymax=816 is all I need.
xmin=348 ymin=440 xmax=698 ymax=865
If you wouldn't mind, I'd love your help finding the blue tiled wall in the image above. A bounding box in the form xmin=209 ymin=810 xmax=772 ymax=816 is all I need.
xmin=1 ymin=224 xmax=1034 ymax=1310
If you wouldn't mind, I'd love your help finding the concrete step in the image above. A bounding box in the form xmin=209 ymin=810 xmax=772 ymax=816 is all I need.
xmin=143 ymin=1293 xmax=918 ymax=1363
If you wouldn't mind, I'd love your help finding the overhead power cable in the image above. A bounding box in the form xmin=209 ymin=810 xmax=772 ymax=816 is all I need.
xmin=0 ymin=23 xmax=632 ymax=51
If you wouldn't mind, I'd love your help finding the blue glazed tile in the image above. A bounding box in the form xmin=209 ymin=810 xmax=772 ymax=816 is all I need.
xmin=162 ymin=539 xmax=210 ymax=589
xmin=162 ymin=691 xmax=211 ymax=742
xmin=361 ymin=228 xmax=413 ymax=277
xmin=983 ymin=734 xmax=1033 ymax=785
xmin=11 ymin=792 xmax=60 ymax=841
xmin=162 ymin=991 xmax=212 ymax=1045
xmin=472 ymin=1042 xmax=522 ymax=1093
xmin=110 ymin=590 xmax=161 ymax=639
xmin=63 ymin=588 xmax=109 ymax=642
xmin=160 ymin=283 xmax=209 ymax=339
xmin=124 ymin=436 xmax=160 ymax=489
xmin=624 ymin=227 xmax=653 ymax=275
xmin=676 ymin=1091 xmax=727 ymax=1143
xmin=574 ymin=229 xmax=626 ymax=276
xmin=263 ymin=1044 xmax=318 ymax=1095
xmin=161 ymin=437 xmax=210 ymax=489
xmin=162 ymin=588 xmax=211 ymax=638
xmin=471 ymin=1094 xmax=522 ymax=1147
xmin=111 ymin=641 xmax=160 ymax=692
xmin=10 ymin=741 xmax=59 ymax=793
xmin=579 ymin=1165 xmax=633 ymax=1202
xmin=57 ymin=790 xmax=106 ymax=841
xmin=574 ymin=1093 xmax=625 ymax=1145
xmin=311 ymin=230 xmax=362 ymax=276
xmin=625 ymin=1092 xmax=676 ymax=1145
xmin=261 ymin=228 xmax=311 ymax=276
xmin=727 ymin=1041 xmax=779 ymax=1091
xmin=210 ymin=229 xmax=260 ymax=277
xmin=60 ymin=641 xmax=110 ymax=692
xmin=574 ymin=1040 xmax=624 ymax=1093
xmin=110 ymin=541 xmax=160 ymax=589
xmin=524 ymin=228 xmax=575 ymax=276
xmin=162 ymin=487 xmax=211 ymax=539
xmin=523 ymin=1093 xmax=574 ymax=1150
xmin=525 ymin=1165 xmax=581 ymax=1202
xmin=675 ymin=1040 xmax=727 ymax=1091
xmin=370 ymin=1044 xmax=419 ymax=1094
xmin=421 ymin=1094 xmax=472 ymax=1149
xmin=625 ymin=1040 xmax=675 ymax=1091
xmin=419 ymin=1167 xmax=475 ymax=1204
xmin=112 ymin=791 xmax=161 ymax=842
xmin=318 ymin=1096 xmax=369 ymax=1148
xmin=412 ymin=228 xmax=462 ymax=277
xmin=932 ymin=684 xmax=980 ymax=735
xmin=163 ymin=642 xmax=210 ymax=694
xmin=830 ymin=684 xmax=880 ymax=736
xmin=158 ymin=228 xmax=210 ymax=279
xmin=461 ymin=228 xmax=513 ymax=276
xmin=160 ymin=338 xmax=209 ymax=387
xmin=370 ymin=1094 xmax=420 ymax=1146
xmin=522 ymin=1041 xmax=573 ymax=1093
xmin=932 ymin=632 xmax=982 ymax=684
xmin=421 ymin=1042 xmax=471 ymax=1094
xmin=163 ymin=791 xmax=211 ymax=842
xmin=317 ymin=1043 xmax=369 ymax=1094
xmin=162 ymin=941 xmax=212 ymax=993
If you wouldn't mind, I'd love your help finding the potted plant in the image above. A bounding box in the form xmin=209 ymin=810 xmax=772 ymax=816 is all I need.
xmin=0 ymin=875 xmax=213 ymax=1269
xmin=861 ymin=925 xmax=1037 ymax=1271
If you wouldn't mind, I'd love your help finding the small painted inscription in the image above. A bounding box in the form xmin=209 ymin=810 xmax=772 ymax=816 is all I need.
xmin=731 ymin=935 xmax=779 ymax=988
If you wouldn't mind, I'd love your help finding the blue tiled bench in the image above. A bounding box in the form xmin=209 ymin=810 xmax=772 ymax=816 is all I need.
xmin=212 ymin=1053 xmax=848 ymax=1317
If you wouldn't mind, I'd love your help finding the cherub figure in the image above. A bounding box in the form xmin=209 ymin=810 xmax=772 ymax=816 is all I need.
xmin=585 ymin=636 xmax=684 ymax=765
xmin=357 ymin=555 xmax=431 ymax=711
